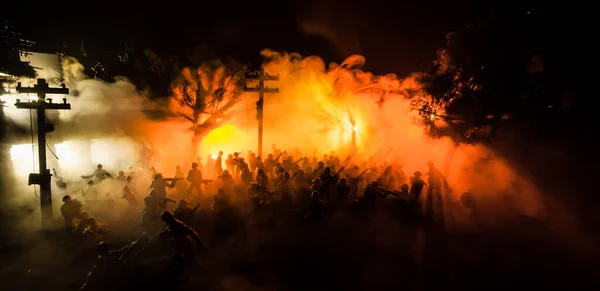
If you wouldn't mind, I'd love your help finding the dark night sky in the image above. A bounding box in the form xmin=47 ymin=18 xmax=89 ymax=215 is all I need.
xmin=5 ymin=0 xmax=491 ymax=76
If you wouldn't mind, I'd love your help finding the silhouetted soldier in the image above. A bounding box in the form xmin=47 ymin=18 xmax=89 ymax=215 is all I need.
xmin=360 ymin=181 xmax=384 ymax=205
xmin=409 ymin=171 xmax=427 ymax=202
xmin=282 ymin=156 xmax=294 ymax=172
xmin=319 ymin=167 xmax=335 ymax=201
xmin=312 ymin=161 xmax=325 ymax=178
xmin=121 ymin=176 xmax=137 ymax=211
xmin=174 ymin=166 xmax=185 ymax=179
xmin=160 ymin=211 xmax=206 ymax=262
xmin=81 ymin=164 xmax=113 ymax=182
xmin=241 ymin=167 xmax=253 ymax=187
xmin=273 ymin=172 xmax=295 ymax=209
xmin=52 ymin=168 xmax=67 ymax=189
xmin=141 ymin=196 xmax=160 ymax=229
xmin=310 ymin=177 xmax=323 ymax=196
xmin=256 ymin=156 xmax=265 ymax=172
xmin=73 ymin=212 xmax=105 ymax=235
xmin=61 ymin=195 xmax=84 ymax=231
xmin=225 ymin=154 xmax=235 ymax=173
xmin=336 ymin=178 xmax=350 ymax=202
xmin=218 ymin=170 xmax=235 ymax=194
xmin=174 ymin=200 xmax=199 ymax=223
xmin=116 ymin=171 xmax=126 ymax=185
xmin=293 ymin=169 xmax=310 ymax=204
xmin=187 ymin=162 xmax=203 ymax=197
xmin=150 ymin=173 xmax=177 ymax=200
xmin=82 ymin=180 xmax=98 ymax=203
xmin=301 ymin=157 xmax=310 ymax=170
xmin=425 ymin=161 xmax=448 ymax=220
xmin=215 ymin=151 xmax=224 ymax=176
xmin=302 ymin=191 xmax=329 ymax=222
xmin=256 ymin=168 xmax=269 ymax=190
xmin=233 ymin=152 xmax=242 ymax=178
xmin=264 ymin=154 xmax=276 ymax=177
xmin=248 ymin=151 xmax=258 ymax=173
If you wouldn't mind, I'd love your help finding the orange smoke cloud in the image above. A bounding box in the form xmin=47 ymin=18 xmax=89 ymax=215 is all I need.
xmin=202 ymin=50 xmax=543 ymax=218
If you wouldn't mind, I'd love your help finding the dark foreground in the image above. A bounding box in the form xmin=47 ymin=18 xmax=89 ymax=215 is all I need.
xmin=1 ymin=204 xmax=599 ymax=291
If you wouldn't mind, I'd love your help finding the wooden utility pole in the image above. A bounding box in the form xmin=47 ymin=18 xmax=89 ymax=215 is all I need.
xmin=15 ymin=78 xmax=70 ymax=229
xmin=243 ymin=68 xmax=279 ymax=157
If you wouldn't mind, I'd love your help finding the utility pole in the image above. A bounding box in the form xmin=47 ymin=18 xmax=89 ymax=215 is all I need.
xmin=15 ymin=78 xmax=70 ymax=229
xmin=243 ymin=68 xmax=278 ymax=157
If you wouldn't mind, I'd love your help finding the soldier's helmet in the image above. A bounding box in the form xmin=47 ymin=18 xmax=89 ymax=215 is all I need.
xmin=324 ymin=167 xmax=331 ymax=173
xmin=219 ymin=151 xmax=223 ymax=155
xmin=414 ymin=171 xmax=422 ymax=177
xmin=160 ymin=210 xmax=174 ymax=221
xmin=340 ymin=178 xmax=347 ymax=184
xmin=427 ymin=161 xmax=434 ymax=167
xmin=283 ymin=172 xmax=291 ymax=179
xmin=268 ymin=154 xmax=273 ymax=158
xmin=118 ymin=170 xmax=124 ymax=175
xmin=62 ymin=195 xmax=71 ymax=202
xmin=154 ymin=173 xmax=163 ymax=180
xmin=318 ymin=161 xmax=324 ymax=166
xmin=257 ymin=168 xmax=264 ymax=174
xmin=234 ymin=152 xmax=239 ymax=156
xmin=126 ymin=176 xmax=133 ymax=181
xmin=97 ymin=164 xmax=103 ymax=169
xmin=191 ymin=162 xmax=198 ymax=168
xmin=87 ymin=180 xmax=95 ymax=185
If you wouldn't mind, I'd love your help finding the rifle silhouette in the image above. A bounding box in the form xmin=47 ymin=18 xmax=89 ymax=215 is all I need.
xmin=376 ymin=165 xmax=393 ymax=182
xmin=191 ymin=203 xmax=201 ymax=216
xmin=349 ymin=168 xmax=370 ymax=183
xmin=274 ymin=151 xmax=286 ymax=161
xmin=294 ymin=156 xmax=306 ymax=165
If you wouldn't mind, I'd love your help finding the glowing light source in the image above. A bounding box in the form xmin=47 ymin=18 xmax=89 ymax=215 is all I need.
xmin=55 ymin=141 xmax=80 ymax=171
xmin=429 ymin=114 xmax=437 ymax=121
xmin=90 ymin=138 xmax=138 ymax=171
xmin=202 ymin=124 xmax=249 ymax=160
xmin=10 ymin=144 xmax=36 ymax=177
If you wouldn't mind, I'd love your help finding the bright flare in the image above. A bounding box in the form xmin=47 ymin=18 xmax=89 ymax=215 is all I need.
xmin=201 ymin=124 xmax=250 ymax=159
xmin=10 ymin=144 xmax=36 ymax=178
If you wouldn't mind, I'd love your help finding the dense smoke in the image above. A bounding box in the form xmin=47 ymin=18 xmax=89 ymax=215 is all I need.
xmin=4 ymin=50 xmax=545 ymax=231
xmin=222 ymin=50 xmax=545 ymax=219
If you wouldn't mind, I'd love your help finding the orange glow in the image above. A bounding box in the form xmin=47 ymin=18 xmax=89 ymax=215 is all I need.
xmin=201 ymin=124 xmax=250 ymax=159
xmin=3 ymin=53 xmax=543 ymax=221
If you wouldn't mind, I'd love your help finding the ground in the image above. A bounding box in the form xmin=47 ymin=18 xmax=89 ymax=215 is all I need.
xmin=1 ymin=200 xmax=598 ymax=291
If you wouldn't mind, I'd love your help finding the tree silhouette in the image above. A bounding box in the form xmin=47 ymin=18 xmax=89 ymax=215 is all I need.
xmin=417 ymin=7 xmax=550 ymax=142
xmin=168 ymin=59 xmax=247 ymax=153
